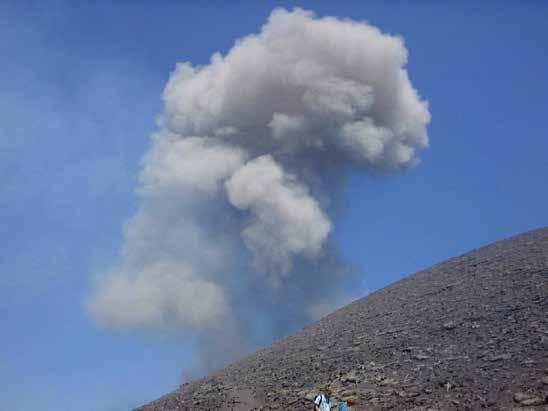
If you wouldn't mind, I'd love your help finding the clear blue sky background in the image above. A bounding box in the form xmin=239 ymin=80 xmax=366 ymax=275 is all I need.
xmin=1 ymin=1 xmax=547 ymax=410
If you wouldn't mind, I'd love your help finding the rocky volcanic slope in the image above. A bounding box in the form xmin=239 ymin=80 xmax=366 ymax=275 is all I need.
xmin=136 ymin=228 xmax=548 ymax=410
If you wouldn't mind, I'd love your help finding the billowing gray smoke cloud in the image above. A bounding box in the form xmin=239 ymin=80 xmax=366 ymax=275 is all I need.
xmin=225 ymin=155 xmax=331 ymax=282
xmin=88 ymin=8 xmax=430 ymax=372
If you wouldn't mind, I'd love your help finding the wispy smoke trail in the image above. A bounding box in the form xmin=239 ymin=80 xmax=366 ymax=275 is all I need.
xmin=87 ymin=8 xmax=430 ymax=373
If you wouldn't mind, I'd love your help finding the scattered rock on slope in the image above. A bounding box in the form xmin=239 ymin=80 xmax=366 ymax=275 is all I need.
xmin=136 ymin=227 xmax=548 ymax=410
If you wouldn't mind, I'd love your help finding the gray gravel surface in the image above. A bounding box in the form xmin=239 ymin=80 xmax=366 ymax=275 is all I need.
xmin=135 ymin=227 xmax=548 ymax=410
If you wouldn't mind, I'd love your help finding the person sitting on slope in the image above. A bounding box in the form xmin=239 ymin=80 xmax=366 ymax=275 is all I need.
xmin=338 ymin=399 xmax=357 ymax=410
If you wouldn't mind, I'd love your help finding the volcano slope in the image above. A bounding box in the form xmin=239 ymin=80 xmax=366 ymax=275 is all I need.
xmin=136 ymin=228 xmax=548 ymax=410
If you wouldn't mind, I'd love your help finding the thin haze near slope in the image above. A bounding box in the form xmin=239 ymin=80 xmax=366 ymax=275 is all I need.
xmin=88 ymin=8 xmax=430 ymax=372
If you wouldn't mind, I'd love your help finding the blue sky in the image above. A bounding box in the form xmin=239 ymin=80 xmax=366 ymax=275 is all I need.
xmin=1 ymin=1 xmax=547 ymax=410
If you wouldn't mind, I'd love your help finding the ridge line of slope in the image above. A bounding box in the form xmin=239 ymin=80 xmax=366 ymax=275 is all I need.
xmin=137 ymin=226 xmax=548 ymax=410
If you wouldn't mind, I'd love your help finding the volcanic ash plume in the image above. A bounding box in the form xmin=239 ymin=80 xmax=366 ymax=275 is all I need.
xmin=88 ymin=8 xmax=430 ymax=371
